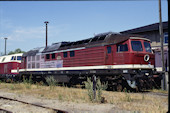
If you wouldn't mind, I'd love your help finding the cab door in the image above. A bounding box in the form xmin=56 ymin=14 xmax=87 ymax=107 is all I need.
xmin=105 ymin=46 xmax=113 ymax=65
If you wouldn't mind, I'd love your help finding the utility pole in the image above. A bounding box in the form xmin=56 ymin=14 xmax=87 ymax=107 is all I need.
xmin=92 ymin=75 xmax=96 ymax=101
xmin=44 ymin=21 xmax=49 ymax=47
xmin=159 ymin=0 xmax=165 ymax=72
xmin=4 ymin=37 xmax=7 ymax=55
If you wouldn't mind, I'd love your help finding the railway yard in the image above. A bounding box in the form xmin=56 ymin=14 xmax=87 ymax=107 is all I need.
xmin=0 ymin=33 xmax=168 ymax=113
xmin=0 ymin=1 xmax=168 ymax=113
xmin=0 ymin=82 xmax=168 ymax=113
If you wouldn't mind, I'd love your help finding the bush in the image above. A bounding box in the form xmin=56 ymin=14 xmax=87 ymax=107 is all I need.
xmin=23 ymin=75 xmax=32 ymax=84
xmin=84 ymin=77 xmax=94 ymax=101
xmin=96 ymin=78 xmax=108 ymax=101
xmin=84 ymin=77 xmax=108 ymax=103
xmin=22 ymin=75 xmax=32 ymax=89
xmin=45 ymin=76 xmax=58 ymax=90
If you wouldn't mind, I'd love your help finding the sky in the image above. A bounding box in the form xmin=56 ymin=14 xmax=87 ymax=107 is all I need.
xmin=0 ymin=1 xmax=168 ymax=55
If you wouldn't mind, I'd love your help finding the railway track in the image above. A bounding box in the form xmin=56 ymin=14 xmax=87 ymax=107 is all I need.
xmin=0 ymin=96 xmax=68 ymax=113
xmin=146 ymin=91 xmax=168 ymax=97
xmin=0 ymin=108 xmax=12 ymax=113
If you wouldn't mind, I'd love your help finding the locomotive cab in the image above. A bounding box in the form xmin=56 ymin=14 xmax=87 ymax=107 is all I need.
xmin=115 ymin=37 xmax=157 ymax=90
xmin=129 ymin=37 xmax=154 ymax=66
xmin=113 ymin=37 xmax=154 ymax=67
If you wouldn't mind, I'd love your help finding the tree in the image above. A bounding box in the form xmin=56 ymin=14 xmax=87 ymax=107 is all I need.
xmin=8 ymin=48 xmax=25 ymax=55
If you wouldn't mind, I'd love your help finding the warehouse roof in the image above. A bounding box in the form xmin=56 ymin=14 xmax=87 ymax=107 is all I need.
xmin=120 ymin=21 xmax=168 ymax=34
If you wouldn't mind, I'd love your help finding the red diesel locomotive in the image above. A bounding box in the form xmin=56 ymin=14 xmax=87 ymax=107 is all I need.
xmin=0 ymin=53 xmax=23 ymax=81
xmin=19 ymin=32 xmax=161 ymax=91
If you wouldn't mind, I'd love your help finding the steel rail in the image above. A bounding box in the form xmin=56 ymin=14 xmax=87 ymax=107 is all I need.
xmin=0 ymin=108 xmax=13 ymax=113
xmin=0 ymin=96 xmax=68 ymax=113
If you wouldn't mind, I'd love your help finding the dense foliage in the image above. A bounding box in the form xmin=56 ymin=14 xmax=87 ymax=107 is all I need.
xmin=8 ymin=48 xmax=25 ymax=55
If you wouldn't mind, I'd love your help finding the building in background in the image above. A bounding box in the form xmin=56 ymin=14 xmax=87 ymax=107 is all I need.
xmin=120 ymin=21 xmax=168 ymax=72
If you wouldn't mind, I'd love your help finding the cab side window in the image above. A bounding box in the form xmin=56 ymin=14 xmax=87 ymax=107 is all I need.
xmin=70 ymin=51 xmax=75 ymax=57
xmin=52 ymin=53 xmax=56 ymax=59
xmin=46 ymin=54 xmax=50 ymax=60
xmin=117 ymin=44 xmax=128 ymax=52
xmin=107 ymin=46 xmax=111 ymax=53
xmin=63 ymin=52 xmax=67 ymax=58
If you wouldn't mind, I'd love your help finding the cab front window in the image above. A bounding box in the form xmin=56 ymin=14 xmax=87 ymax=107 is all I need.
xmin=144 ymin=41 xmax=151 ymax=53
xmin=131 ymin=41 xmax=143 ymax=51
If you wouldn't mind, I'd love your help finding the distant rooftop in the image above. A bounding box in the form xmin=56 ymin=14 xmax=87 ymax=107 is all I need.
xmin=120 ymin=21 xmax=168 ymax=34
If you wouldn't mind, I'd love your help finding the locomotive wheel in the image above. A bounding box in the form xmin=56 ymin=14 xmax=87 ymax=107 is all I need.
xmin=116 ymin=84 xmax=123 ymax=92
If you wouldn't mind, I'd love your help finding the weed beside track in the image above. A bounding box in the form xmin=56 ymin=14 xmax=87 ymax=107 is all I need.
xmin=0 ymin=82 xmax=168 ymax=113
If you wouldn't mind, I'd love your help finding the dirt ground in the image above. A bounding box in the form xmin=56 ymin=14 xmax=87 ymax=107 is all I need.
xmin=0 ymin=90 xmax=168 ymax=113
xmin=0 ymin=83 xmax=168 ymax=113
xmin=0 ymin=90 xmax=132 ymax=113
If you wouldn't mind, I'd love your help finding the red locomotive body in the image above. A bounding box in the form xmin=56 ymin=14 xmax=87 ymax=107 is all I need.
xmin=57 ymin=38 xmax=154 ymax=67
xmin=0 ymin=53 xmax=23 ymax=81
xmin=19 ymin=33 xmax=160 ymax=90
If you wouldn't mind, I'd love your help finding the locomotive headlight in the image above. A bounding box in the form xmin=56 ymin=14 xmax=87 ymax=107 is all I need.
xmin=144 ymin=54 xmax=150 ymax=62
xmin=145 ymin=73 xmax=149 ymax=76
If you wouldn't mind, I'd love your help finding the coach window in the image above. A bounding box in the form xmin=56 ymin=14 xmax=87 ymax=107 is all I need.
xmin=28 ymin=64 xmax=31 ymax=69
xmin=28 ymin=56 xmax=31 ymax=61
xmin=70 ymin=51 xmax=75 ymax=57
xmin=131 ymin=41 xmax=143 ymax=51
xmin=14 ymin=56 xmax=16 ymax=60
xmin=117 ymin=44 xmax=128 ymax=52
xmin=36 ymin=63 xmax=40 ymax=68
xmin=2 ymin=57 xmax=5 ymax=62
xmin=36 ymin=55 xmax=40 ymax=61
xmin=52 ymin=53 xmax=55 ymax=59
xmin=46 ymin=54 xmax=50 ymax=60
xmin=17 ymin=56 xmax=22 ymax=60
xmin=11 ymin=56 xmax=14 ymax=60
xmin=32 ymin=62 xmax=35 ymax=68
xmin=107 ymin=46 xmax=111 ymax=53
xmin=63 ymin=52 xmax=67 ymax=58
xmin=32 ymin=56 xmax=35 ymax=61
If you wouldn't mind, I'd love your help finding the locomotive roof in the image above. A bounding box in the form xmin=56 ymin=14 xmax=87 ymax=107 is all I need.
xmin=42 ymin=32 xmax=146 ymax=53
xmin=23 ymin=32 xmax=147 ymax=56
xmin=22 ymin=47 xmax=45 ymax=57
xmin=42 ymin=42 xmax=69 ymax=53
